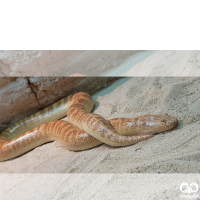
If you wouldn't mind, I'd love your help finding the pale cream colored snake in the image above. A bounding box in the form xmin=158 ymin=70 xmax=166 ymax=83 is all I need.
xmin=0 ymin=92 xmax=178 ymax=161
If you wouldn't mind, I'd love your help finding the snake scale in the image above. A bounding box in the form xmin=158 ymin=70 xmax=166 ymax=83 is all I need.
xmin=0 ymin=92 xmax=178 ymax=161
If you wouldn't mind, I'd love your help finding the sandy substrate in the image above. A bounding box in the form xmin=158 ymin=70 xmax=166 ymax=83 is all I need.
xmin=1 ymin=77 xmax=200 ymax=199
xmin=1 ymin=174 xmax=199 ymax=200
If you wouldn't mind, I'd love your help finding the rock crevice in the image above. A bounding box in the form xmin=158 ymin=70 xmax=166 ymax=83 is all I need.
xmin=0 ymin=77 xmax=120 ymax=133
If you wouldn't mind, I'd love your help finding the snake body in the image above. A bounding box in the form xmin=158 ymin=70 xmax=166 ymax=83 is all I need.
xmin=0 ymin=92 xmax=178 ymax=161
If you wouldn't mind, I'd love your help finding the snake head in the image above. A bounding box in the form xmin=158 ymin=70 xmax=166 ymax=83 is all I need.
xmin=146 ymin=114 xmax=178 ymax=133
xmin=109 ymin=114 xmax=178 ymax=136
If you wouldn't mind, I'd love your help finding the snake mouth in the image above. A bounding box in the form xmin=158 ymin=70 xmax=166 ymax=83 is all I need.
xmin=169 ymin=120 xmax=178 ymax=130
xmin=164 ymin=116 xmax=178 ymax=132
xmin=152 ymin=117 xmax=178 ymax=136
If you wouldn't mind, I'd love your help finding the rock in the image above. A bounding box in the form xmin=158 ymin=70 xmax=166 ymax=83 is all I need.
xmin=0 ymin=77 xmax=120 ymax=132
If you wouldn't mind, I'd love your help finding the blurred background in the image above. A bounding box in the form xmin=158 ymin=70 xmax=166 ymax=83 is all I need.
xmin=0 ymin=50 xmax=153 ymax=76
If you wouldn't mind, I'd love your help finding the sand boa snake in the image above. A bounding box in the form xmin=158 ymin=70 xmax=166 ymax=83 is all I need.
xmin=0 ymin=92 xmax=177 ymax=161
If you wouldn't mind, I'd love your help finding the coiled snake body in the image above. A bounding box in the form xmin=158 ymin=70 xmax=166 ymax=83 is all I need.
xmin=0 ymin=92 xmax=178 ymax=161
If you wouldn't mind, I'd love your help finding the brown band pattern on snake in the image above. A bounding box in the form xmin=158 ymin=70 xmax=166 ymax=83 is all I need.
xmin=0 ymin=92 xmax=178 ymax=161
